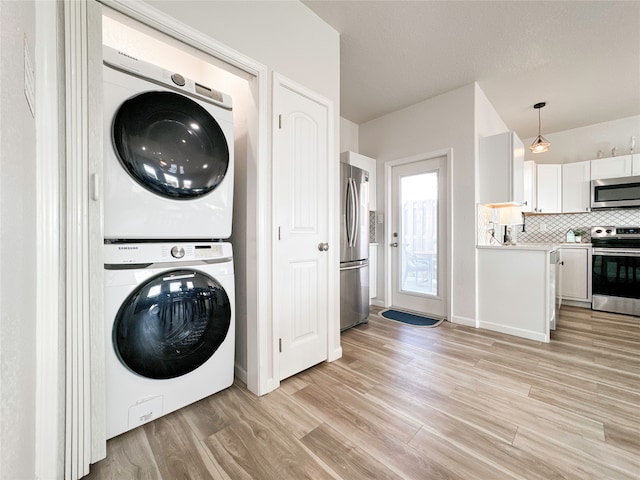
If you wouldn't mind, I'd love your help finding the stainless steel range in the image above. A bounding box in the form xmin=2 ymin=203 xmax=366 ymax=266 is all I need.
xmin=591 ymin=226 xmax=640 ymax=316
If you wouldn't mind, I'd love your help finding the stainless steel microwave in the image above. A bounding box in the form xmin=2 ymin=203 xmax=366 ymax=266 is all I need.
xmin=591 ymin=175 xmax=640 ymax=209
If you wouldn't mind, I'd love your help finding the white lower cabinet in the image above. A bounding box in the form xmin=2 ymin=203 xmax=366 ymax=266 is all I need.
xmin=559 ymin=245 xmax=592 ymax=303
xmin=478 ymin=246 xmax=555 ymax=343
xmin=369 ymin=244 xmax=377 ymax=299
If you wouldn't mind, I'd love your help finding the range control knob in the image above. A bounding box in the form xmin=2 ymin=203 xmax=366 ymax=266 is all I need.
xmin=171 ymin=246 xmax=185 ymax=259
xmin=171 ymin=73 xmax=186 ymax=87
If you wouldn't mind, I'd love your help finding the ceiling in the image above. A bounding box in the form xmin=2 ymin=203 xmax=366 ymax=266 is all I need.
xmin=302 ymin=1 xmax=640 ymax=140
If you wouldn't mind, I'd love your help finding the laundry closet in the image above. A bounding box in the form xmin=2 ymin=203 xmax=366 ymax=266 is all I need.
xmin=101 ymin=10 xmax=254 ymax=438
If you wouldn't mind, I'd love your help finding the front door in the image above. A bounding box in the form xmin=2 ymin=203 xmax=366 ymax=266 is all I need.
xmin=275 ymin=80 xmax=330 ymax=381
xmin=390 ymin=156 xmax=447 ymax=318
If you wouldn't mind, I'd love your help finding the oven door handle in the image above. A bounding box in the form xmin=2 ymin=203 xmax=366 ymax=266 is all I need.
xmin=593 ymin=248 xmax=640 ymax=257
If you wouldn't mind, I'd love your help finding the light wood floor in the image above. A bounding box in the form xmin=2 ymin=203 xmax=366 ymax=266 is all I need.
xmin=85 ymin=305 xmax=640 ymax=479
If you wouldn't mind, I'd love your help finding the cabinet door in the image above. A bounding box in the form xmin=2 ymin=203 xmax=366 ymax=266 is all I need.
xmin=535 ymin=164 xmax=562 ymax=213
xmin=590 ymin=155 xmax=632 ymax=180
xmin=523 ymin=160 xmax=536 ymax=212
xmin=562 ymin=161 xmax=591 ymax=213
xmin=479 ymin=131 xmax=524 ymax=204
xmin=632 ymin=155 xmax=640 ymax=176
xmin=560 ymin=247 xmax=590 ymax=301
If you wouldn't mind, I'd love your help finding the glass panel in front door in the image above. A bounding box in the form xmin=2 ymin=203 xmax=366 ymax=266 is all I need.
xmin=400 ymin=171 xmax=438 ymax=296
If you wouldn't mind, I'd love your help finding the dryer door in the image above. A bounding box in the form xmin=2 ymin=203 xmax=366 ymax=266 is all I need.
xmin=112 ymin=91 xmax=229 ymax=199
xmin=113 ymin=269 xmax=231 ymax=379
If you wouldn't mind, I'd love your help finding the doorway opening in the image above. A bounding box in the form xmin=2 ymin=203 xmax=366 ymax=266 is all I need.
xmin=388 ymin=155 xmax=448 ymax=319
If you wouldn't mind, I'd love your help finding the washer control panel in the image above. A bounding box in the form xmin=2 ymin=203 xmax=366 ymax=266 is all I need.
xmin=104 ymin=242 xmax=231 ymax=265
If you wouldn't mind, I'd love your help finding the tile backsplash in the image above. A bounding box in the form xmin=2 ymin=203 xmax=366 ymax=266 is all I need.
xmin=519 ymin=208 xmax=640 ymax=243
xmin=477 ymin=205 xmax=640 ymax=245
xmin=369 ymin=211 xmax=376 ymax=242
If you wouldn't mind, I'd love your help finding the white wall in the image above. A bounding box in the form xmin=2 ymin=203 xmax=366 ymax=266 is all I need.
xmin=523 ymin=114 xmax=640 ymax=164
xmin=145 ymin=1 xmax=339 ymax=109
xmin=340 ymin=116 xmax=359 ymax=153
xmin=359 ymin=83 xmax=477 ymax=325
xmin=0 ymin=1 xmax=37 ymax=478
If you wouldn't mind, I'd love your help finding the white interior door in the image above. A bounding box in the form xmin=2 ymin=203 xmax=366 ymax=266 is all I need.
xmin=390 ymin=156 xmax=447 ymax=318
xmin=275 ymin=79 xmax=329 ymax=381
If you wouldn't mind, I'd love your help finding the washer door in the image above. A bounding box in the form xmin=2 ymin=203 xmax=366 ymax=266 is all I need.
xmin=112 ymin=91 xmax=229 ymax=199
xmin=113 ymin=269 xmax=231 ymax=379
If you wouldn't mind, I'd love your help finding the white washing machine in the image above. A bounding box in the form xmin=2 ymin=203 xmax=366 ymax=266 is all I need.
xmin=104 ymin=241 xmax=235 ymax=439
xmin=103 ymin=46 xmax=234 ymax=240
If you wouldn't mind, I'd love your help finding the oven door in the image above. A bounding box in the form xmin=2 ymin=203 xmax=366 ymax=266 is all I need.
xmin=592 ymin=248 xmax=640 ymax=316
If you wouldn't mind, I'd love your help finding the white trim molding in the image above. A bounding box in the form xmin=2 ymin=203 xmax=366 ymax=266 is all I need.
xmin=35 ymin=1 xmax=64 ymax=478
xmin=383 ymin=148 xmax=453 ymax=321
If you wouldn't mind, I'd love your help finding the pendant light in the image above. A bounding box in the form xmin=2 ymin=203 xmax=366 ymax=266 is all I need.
xmin=529 ymin=102 xmax=551 ymax=153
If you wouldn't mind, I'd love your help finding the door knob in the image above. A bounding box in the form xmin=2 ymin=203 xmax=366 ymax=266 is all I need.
xmin=318 ymin=242 xmax=329 ymax=251
xmin=390 ymin=242 xmax=399 ymax=247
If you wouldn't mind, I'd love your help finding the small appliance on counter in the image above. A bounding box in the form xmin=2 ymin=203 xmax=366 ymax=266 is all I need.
xmin=591 ymin=226 xmax=640 ymax=316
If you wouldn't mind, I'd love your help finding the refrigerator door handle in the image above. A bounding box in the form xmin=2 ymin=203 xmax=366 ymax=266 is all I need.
xmin=350 ymin=177 xmax=359 ymax=247
xmin=340 ymin=263 xmax=366 ymax=271
xmin=347 ymin=177 xmax=357 ymax=247
xmin=345 ymin=178 xmax=353 ymax=246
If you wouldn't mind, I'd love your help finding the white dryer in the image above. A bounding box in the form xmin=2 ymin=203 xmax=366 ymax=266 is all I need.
xmin=104 ymin=241 xmax=235 ymax=439
xmin=103 ymin=46 xmax=234 ymax=240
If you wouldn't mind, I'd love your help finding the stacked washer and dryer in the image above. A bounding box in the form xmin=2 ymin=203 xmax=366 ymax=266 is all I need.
xmin=102 ymin=46 xmax=236 ymax=439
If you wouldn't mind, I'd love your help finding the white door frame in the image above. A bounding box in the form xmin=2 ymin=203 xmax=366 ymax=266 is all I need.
xmin=38 ymin=0 xmax=272 ymax=477
xmin=384 ymin=149 xmax=453 ymax=320
xmin=95 ymin=1 xmax=272 ymax=393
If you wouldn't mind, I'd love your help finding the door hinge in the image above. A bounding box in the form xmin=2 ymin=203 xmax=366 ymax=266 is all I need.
xmin=278 ymin=114 xmax=282 ymax=129
xmin=279 ymin=338 xmax=282 ymax=353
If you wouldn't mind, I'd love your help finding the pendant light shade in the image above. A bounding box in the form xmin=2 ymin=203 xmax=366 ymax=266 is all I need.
xmin=529 ymin=102 xmax=550 ymax=153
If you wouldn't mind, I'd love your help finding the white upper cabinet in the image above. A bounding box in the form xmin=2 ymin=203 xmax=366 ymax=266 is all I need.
xmin=535 ymin=164 xmax=562 ymax=213
xmin=479 ymin=131 xmax=524 ymax=205
xmin=523 ymin=160 xmax=536 ymax=213
xmin=590 ymin=154 xmax=633 ymax=180
xmin=341 ymin=151 xmax=377 ymax=210
xmin=562 ymin=160 xmax=591 ymax=213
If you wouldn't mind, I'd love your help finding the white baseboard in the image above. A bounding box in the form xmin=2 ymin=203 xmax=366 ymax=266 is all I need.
xmin=450 ymin=314 xmax=476 ymax=327
xmin=234 ymin=364 xmax=248 ymax=384
xmin=478 ymin=321 xmax=548 ymax=343
xmin=370 ymin=299 xmax=385 ymax=307
xmin=328 ymin=345 xmax=343 ymax=362
xmin=561 ymin=300 xmax=592 ymax=309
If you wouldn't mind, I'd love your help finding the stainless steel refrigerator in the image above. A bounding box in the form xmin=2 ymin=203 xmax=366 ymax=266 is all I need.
xmin=340 ymin=162 xmax=370 ymax=331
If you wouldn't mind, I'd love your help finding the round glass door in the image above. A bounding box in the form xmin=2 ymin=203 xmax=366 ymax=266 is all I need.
xmin=113 ymin=269 xmax=231 ymax=379
xmin=112 ymin=91 xmax=229 ymax=199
